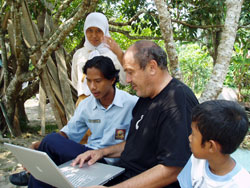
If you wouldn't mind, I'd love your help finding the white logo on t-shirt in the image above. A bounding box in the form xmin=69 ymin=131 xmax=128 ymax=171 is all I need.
xmin=135 ymin=115 xmax=144 ymax=130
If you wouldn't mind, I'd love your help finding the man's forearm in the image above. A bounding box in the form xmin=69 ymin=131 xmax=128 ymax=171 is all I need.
xmin=111 ymin=164 xmax=182 ymax=188
xmin=101 ymin=141 xmax=126 ymax=158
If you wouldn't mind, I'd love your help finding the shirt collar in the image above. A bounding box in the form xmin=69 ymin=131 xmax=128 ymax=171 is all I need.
xmin=92 ymin=87 xmax=124 ymax=110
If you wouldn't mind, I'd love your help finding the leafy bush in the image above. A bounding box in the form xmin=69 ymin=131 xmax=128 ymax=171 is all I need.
xmin=178 ymin=43 xmax=213 ymax=95
xmin=224 ymin=44 xmax=250 ymax=102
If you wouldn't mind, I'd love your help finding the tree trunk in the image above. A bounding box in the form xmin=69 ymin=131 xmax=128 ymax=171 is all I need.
xmin=0 ymin=23 xmax=10 ymax=93
xmin=199 ymin=0 xmax=244 ymax=103
xmin=17 ymin=80 xmax=40 ymax=130
xmin=55 ymin=48 xmax=75 ymax=121
xmin=16 ymin=99 xmax=29 ymax=130
xmin=38 ymin=82 xmax=46 ymax=136
xmin=154 ymin=0 xmax=182 ymax=80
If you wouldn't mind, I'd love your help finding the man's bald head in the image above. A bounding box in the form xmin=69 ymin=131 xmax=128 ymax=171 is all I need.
xmin=125 ymin=40 xmax=168 ymax=71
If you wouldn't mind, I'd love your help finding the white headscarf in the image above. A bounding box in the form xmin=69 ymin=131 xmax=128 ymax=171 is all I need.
xmin=84 ymin=12 xmax=110 ymax=59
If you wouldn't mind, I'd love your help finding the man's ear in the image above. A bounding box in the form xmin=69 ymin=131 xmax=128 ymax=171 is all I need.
xmin=208 ymin=140 xmax=221 ymax=153
xmin=111 ymin=77 xmax=116 ymax=85
xmin=148 ymin=60 xmax=158 ymax=75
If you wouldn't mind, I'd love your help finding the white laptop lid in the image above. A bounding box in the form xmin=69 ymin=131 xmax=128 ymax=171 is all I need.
xmin=4 ymin=143 xmax=124 ymax=188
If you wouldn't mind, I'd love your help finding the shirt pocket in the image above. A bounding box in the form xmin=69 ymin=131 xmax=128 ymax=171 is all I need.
xmin=101 ymin=123 xmax=130 ymax=147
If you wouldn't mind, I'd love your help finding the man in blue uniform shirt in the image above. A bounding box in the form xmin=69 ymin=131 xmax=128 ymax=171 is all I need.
xmin=12 ymin=56 xmax=137 ymax=187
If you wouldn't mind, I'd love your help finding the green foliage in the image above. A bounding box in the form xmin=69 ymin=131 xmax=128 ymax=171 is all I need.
xmin=178 ymin=43 xmax=213 ymax=95
xmin=25 ymin=0 xmax=250 ymax=102
xmin=224 ymin=44 xmax=250 ymax=102
xmin=116 ymin=82 xmax=136 ymax=96
xmin=111 ymin=32 xmax=134 ymax=51
xmin=23 ymin=123 xmax=59 ymax=135
xmin=169 ymin=0 xmax=226 ymax=42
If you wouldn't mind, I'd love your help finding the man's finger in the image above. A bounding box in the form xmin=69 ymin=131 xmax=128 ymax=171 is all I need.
xmin=71 ymin=157 xmax=79 ymax=167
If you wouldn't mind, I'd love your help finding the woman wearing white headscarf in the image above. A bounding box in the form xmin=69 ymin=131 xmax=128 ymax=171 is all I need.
xmin=71 ymin=12 xmax=126 ymax=106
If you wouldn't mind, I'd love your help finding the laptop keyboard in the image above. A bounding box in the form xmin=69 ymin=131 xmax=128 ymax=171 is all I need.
xmin=68 ymin=173 xmax=96 ymax=187
xmin=60 ymin=166 xmax=97 ymax=187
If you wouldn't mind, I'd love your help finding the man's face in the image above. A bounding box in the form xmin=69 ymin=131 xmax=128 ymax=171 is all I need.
xmin=123 ymin=49 xmax=151 ymax=98
xmin=86 ymin=67 xmax=114 ymax=101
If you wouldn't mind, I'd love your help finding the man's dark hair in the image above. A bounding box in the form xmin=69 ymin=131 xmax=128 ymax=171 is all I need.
xmin=192 ymin=100 xmax=249 ymax=154
xmin=83 ymin=56 xmax=120 ymax=87
xmin=132 ymin=40 xmax=168 ymax=70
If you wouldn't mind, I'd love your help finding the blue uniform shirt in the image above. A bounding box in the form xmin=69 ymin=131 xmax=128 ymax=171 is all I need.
xmin=61 ymin=88 xmax=138 ymax=163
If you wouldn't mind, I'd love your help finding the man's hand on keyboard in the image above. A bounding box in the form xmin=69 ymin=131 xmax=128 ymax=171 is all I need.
xmin=71 ymin=149 xmax=104 ymax=167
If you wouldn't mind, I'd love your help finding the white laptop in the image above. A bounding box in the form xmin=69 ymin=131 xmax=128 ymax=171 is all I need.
xmin=4 ymin=143 xmax=124 ymax=188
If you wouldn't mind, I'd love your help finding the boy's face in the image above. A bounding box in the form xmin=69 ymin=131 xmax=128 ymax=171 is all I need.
xmin=189 ymin=122 xmax=209 ymax=158
xmin=86 ymin=67 xmax=115 ymax=102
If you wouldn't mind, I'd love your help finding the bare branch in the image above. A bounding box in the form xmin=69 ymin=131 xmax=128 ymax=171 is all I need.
xmin=19 ymin=69 xmax=40 ymax=83
xmin=29 ymin=39 xmax=47 ymax=55
xmin=109 ymin=9 xmax=225 ymax=30
xmin=67 ymin=3 xmax=81 ymax=20
xmin=109 ymin=10 xmax=147 ymax=26
xmin=0 ymin=27 xmax=10 ymax=91
xmin=1 ymin=10 xmax=10 ymax=30
xmin=238 ymin=22 xmax=250 ymax=29
xmin=239 ymin=26 xmax=250 ymax=29
xmin=171 ymin=19 xmax=224 ymax=29
xmin=18 ymin=80 xmax=39 ymax=101
xmin=109 ymin=27 xmax=162 ymax=40
xmin=54 ymin=0 xmax=75 ymax=24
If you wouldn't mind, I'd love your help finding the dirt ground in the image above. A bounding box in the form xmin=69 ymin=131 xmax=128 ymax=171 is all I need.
xmin=0 ymin=98 xmax=55 ymax=188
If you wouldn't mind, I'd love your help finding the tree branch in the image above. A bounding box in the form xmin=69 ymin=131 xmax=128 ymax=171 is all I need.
xmin=54 ymin=0 xmax=75 ymax=24
xmin=0 ymin=28 xmax=10 ymax=92
xmin=155 ymin=0 xmax=182 ymax=80
xmin=171 ymin=19 xmax=224 ymax=29
xmin=109 ymin=9 xmax=147 ymax=26
xmin=18 ymin=80 xmax=39 ymax=101
xmin=109 ymin=27 xmax=162 ymax=40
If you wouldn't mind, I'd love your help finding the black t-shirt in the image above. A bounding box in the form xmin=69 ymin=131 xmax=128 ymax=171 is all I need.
xmin=118 ymin=78 xmax=199 ymax=185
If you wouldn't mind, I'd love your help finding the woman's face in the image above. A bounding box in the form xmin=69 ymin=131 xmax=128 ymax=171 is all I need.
xmin=86 ymin=27 xmax=104 ymax=47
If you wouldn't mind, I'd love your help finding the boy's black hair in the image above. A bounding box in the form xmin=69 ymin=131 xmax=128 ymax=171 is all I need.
xmin=192 ymin=100 xmax=249 ymax=154
xmin=83 ymin=56 xmax=120 ymax=87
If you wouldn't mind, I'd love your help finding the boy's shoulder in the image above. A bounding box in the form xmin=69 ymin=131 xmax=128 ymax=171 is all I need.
xmin=193 ymin=156 xmax=250 ymax=187
xmin=77 ymin=95 xmax=95 ymax=110
xmin=116 ymin=88 xmax=138 ymax=102
xmin=231 ymin=165 xmax=250 ymax=187
xmin=178 ymin=155 xmax=250 ymax=188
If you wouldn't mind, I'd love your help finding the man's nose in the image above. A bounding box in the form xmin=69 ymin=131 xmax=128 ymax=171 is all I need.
xmin=89 ymin=82 xmax=96 ymax=89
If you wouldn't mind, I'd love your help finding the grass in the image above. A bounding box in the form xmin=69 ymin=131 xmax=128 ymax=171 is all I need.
xmin=24 ymin=123 xmax=59 ymax=135
xmin=2 ymin=123 xmax=59 ymax=138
